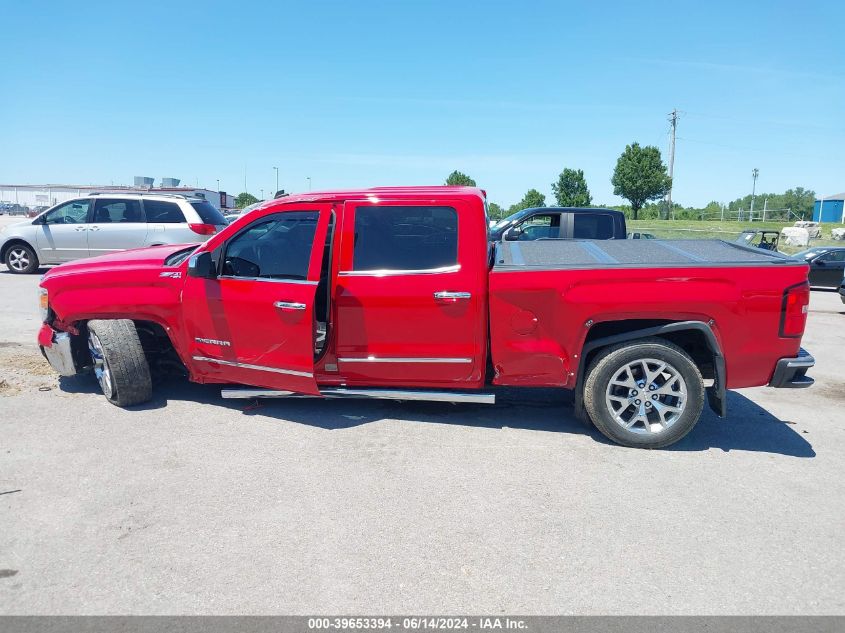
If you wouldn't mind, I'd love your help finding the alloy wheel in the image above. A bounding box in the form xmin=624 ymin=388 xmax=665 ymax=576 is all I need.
xmin=88 ymin=331 xmax=114 ymax=398
xmin=7 ymin=248 xmax=30 ymax=271
xmin=604 ymin=357 xmax=688 ymax=434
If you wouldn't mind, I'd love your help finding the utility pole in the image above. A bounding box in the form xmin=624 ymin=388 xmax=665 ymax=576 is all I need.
xmin=307 ymin=176 xmax=312 ymax=191
xmin=273 ymin=167 xmax=279 ymax=194
xmin=750 ymin=168 xmax=759 ymax=221
xmin=665 ymin=108 xmax=679 ymax=220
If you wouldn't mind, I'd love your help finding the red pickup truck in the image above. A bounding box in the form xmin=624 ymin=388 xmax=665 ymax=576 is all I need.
xmin=37 ymin=186 xmax=814 ymax=449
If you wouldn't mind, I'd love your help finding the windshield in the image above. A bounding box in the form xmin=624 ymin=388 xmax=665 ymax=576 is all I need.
xmin=491 ymin=209 xmax=530 ymax=231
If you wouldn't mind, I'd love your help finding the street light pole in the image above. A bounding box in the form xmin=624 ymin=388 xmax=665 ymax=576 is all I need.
xmin=750 ymin=168 xmax=759 ymax=221
xmin=216 ymin=179 xmax=220 ymax=192
xmin=273 ymin=167 xmax=279 ymax=194
xmin=307 ymin=176 xmax=311 ymax=191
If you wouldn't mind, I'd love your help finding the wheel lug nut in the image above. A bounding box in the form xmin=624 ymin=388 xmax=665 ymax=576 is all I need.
xmin=645 ymin=402 xmax=652 ymax=408
xmin=632 ymin=390 xmax=638 ymax=396
xmin=652 ymin=394 xmax=658 ymax=400
xmin=649 ymin=384 xmax=656 ymax=391
xmin=635 ymin=399 xmax=641 ymax=405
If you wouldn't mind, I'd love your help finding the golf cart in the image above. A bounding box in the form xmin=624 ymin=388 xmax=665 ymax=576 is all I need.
xmin=735 ymin=229 xmax=780 ymax=251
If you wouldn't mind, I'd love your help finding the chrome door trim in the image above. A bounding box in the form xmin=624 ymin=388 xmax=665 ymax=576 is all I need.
xmin=338 ymin=264 xmax=460 ymax=277
xmin=337 ymin=356 xmax=473 ymax=364
xmin=192 ymin=355 xmax=313 ymax=378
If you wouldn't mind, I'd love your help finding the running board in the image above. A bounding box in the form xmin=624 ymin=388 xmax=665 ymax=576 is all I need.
xmin=220 ymin=387 xmax=496 ymax=404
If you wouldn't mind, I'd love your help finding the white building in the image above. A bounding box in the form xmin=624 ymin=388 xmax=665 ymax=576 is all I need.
xmin=0 ymin=183 xmax=235 ymax=211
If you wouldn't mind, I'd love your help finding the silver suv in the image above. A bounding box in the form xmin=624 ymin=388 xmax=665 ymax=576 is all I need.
xmin=0 ymin=193 xmax=227 ymax=274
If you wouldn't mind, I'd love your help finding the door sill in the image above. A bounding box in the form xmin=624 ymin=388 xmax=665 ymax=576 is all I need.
xmin=221 ymin=387 xmax=495 ymax=404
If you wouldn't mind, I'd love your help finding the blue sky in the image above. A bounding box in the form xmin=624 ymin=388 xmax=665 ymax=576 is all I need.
xmin=2 ymin=0 xmax=843 ymax=208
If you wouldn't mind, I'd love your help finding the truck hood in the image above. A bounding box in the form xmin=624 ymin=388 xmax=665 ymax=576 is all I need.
xmin=42 ymin=243 xmax=199 ymax=279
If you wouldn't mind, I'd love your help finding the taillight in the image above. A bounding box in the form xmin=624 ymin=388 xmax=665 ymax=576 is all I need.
xmin=189 ymin=223 xmax=217 ymax=235
xmin=780 ymin=282 xmax=810 ymax=338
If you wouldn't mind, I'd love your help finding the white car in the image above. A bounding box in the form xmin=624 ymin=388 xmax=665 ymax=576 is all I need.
xmin=0 ymin=193 xmax=227 ymax=274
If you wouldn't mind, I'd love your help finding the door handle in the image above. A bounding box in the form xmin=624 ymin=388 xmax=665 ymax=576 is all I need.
xmin=434 ymin=291 xmax=471 ymax=301
xmin=274 ymin=301 xmax=306 ymax=311
xmin=89 ymin=226 xmax=100 ymax=231
xmin=74 ymin=227 xmax=87 ymax=231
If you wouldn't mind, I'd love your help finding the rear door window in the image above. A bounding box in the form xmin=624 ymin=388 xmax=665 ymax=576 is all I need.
xmin=143 ymin=200 xmax=185 ymax=223
xmin=572 ymin=213 xmax=615 ymax=239
xmin=190 ymin=201 xmax=227 ymax=225
xmin=352 ymin=206 xmax=458 ymax=271
xmin=92 ymin=199 xmax=144 ymax=223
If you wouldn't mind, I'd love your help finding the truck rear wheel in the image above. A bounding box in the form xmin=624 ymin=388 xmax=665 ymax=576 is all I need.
xmin=87 ymin=320 xmax=152 ymax=407
xmin=583 ymin=337 xmax=704 ymax=449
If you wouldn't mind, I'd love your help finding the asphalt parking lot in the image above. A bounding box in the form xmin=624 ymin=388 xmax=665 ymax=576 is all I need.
xmin=1 ymin=220 xmax=843 ymax=614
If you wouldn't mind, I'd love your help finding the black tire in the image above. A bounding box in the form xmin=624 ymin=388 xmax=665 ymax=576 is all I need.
xmin=583 ymin=337 xmax=705 ymax=449
xmin=4 ymin=242 xmax=39 ymax=274
xmin=87 ymin=320 xmax=152 ymax=407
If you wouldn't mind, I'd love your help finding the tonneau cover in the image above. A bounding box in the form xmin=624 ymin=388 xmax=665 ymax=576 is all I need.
xmin=493 ymin=239 xmax=799 ymax=270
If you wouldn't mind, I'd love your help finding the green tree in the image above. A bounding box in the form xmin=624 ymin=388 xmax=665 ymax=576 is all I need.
xmin=235 ymin=192 xmax=259 ymax=209
xmin=508 ymin=189 xmax=547 ymax=214
xmin=782 ymin=187 xmax=816 ymax=219
xmin=487 ymin=202 xmax=505 ymax=219
xmin=611 ymin=143 xmax=672 ymax=219
xmin=551 ymin=168 xmax=592 ymax=207
xmin=445 ymin=170 xmax=476 ymax=186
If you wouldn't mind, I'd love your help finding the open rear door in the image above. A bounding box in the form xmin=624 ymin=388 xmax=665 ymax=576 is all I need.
xmin=182 ymin=204 xmax=333 ymax=395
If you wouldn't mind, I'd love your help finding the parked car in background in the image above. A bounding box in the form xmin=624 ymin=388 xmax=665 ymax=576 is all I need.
xmin=8 ymin=204 xmax=28 ymax=216
xmin=792 ymin=247 xmax=845 ymax=288
xmin=489 ymin=207 xmax=626 ymax=241
xmin=628 ymin=232 xmax=656 ymax=240
xmin=0 ymin=193 xmax=227 ymax=274
xmin=27 ymin=205 xmax=49 ymax=218
xmin=839 ymin=270 xmax=845 ymax=304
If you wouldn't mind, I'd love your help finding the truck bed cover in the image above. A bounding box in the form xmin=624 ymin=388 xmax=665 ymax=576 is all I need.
xmin=493 ymin=239 xmax=801 ymax=271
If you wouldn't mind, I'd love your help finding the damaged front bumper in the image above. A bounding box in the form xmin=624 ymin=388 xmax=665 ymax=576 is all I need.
xmin=769 ymin=348 xmax=814 ymax=389
xmin=38 ymin=323 xmax=78 ymax=377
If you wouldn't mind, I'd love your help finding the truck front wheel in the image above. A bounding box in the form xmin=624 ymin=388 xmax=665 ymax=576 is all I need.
xmin=583 ymin=338 xmax=705 ymax=449
xmin=87 ymin=320 xmax=152 ymax=407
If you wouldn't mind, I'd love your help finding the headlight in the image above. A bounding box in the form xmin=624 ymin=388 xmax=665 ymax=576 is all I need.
xmin=39 ymin=287 xmax=49 ymax=321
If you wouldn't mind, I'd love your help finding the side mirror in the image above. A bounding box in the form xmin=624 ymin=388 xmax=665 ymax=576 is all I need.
xmin=32 ymin=215 xmax=46 ymax=225
xmin=187 ymin=251 xmax=217 ymax=278
xmin=504 ymin=227 xmax=522 ymax=241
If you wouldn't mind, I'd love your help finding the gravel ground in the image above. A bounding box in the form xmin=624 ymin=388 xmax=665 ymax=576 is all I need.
xmin=0 ymin=239 xmax=843 ymax=614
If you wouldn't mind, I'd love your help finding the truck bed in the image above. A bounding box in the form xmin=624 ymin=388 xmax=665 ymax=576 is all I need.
xmin=493 ymin=239 xmax=800 ymax=270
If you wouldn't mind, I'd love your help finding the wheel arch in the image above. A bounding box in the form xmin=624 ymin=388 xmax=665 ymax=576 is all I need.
xmin=1 ymin=238 xmax=36 ymax=262
xmin=575 ymin=320 xmax=726 ymax=420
